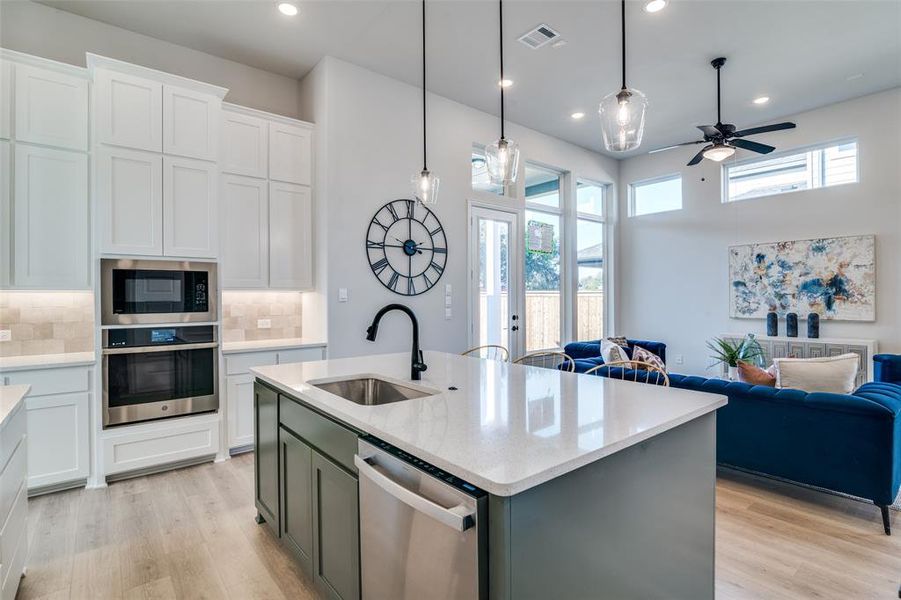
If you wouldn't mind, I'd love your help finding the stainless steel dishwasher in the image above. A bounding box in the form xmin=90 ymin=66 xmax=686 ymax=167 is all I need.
xmin=355 ymin=437 xmax=487 ymax=600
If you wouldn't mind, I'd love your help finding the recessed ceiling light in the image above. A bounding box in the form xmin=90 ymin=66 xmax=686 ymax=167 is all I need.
xmin=277 ymin=3 xmax=298 ymax=16
xmin=571 ymin=112 xmax=585 ymax=120
xmin=498 ymin=79 xmax=514 ymax=88
xmin=644 ymin=0 xmax=667 ymax=13
xmin=551 ymin=39 xmax=568 ymax=49
xmin=753 ymin=96 xmax=770 ymax=105
xmin=846 ymin=73 xmax=864 ymax=81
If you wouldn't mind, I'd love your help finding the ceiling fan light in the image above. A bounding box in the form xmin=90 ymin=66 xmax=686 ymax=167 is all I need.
xmin=411 ymin=169 xmax=440 ymax=205
xmin=599 ymin=87 xmax=647 ymax=152
xmin=702 ymin=144 xmax=736 ymax=162
xmin=486 ymin=137 xmax=520 ymax=184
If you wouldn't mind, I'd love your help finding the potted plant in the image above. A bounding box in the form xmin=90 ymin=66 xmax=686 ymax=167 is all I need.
xmin=707 ymin=336 xmax=764 ymax=381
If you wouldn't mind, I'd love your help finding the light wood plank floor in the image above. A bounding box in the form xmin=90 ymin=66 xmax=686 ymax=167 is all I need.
xmin=18 ymin=454 xmax=900 ymax=600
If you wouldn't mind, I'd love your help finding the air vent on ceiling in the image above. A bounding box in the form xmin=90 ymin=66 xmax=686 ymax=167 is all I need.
xmin=517 ymin=24 xmax=560 ymax=50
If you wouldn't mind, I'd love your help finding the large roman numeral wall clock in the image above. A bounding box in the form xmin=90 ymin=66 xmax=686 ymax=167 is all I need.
xmin=366 ymin=199 xmax=447 ymax=296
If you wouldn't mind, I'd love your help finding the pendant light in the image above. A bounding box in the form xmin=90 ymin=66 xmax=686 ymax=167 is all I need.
xmin=411 ymin=0 xmax=439 ymax=205
xmin=486 ymin=0 xmax=520 ymax=185
xmin=599 ymin=0 xmax=648 ymax=152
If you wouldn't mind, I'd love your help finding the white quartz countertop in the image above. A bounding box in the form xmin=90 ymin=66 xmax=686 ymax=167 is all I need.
xmin=252 ymin=351 xmax=727 ymax=497
xmin=221 ymin=338 xmax=327 ymax=354
xmin=0 ymin=352 xmax=96 ymax=372
xmin=0 ymin=385 xmax=29 ymax=429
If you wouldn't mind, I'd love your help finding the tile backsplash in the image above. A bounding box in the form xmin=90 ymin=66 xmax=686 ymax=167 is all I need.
xmin=222 ymin=291 xmax=303 ymax=343
xmin=0 ymin=292 xmax=95 ymax=356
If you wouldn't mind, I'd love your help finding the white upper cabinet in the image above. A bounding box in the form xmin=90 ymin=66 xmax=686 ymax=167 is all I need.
xmin=221 ymin=108 xmax=268 ymax=178
xmin=163 ymin=156 xmax=218 ymax=258
xmin=0 ymin=60 xmax=11 ymax=140
xmin=13 ymin=144 xmax=89 ymax=288
xmin=94 ymin=68 xmax=163 ymax=152
xmin=163 ymin=85 xmax=220 ymax=161
xmin=14 ymin=64 xmax=88 ymax=151
xmin=269 ymin=181 xmax=312 ymax=290
xmin=221 ymin=174 xmax=268 ymax=288
xmin=97 ymin=146 xmax=163 ymax=256
xmin=0 ymin=141 xmax=9 ymax=287
xmin=269 ymin=121 xmax=312 ymax=185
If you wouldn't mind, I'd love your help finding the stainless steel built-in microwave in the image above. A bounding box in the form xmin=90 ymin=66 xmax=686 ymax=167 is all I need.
xmin=101 ymin=259 xmax=218 ymax=326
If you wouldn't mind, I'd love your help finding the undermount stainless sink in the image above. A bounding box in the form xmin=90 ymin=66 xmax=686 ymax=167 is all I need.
xmin=310 ymin=377 xmax=435 ymax=406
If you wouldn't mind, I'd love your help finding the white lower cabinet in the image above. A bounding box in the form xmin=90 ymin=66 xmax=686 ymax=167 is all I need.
xmin=3 ymin=366 xmax=91 ymax=492
xmin=102 ymin=413 xmax=220 ymax=476
xmin=0 ymin=399 xmax=27 ymax=600
xmin=225 ymin=345 xmax=326 ymax=453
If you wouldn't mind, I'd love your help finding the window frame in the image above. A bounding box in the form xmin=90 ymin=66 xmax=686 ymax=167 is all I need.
xmin=721 ymin=137 xmax=859 ymax=203
xmin=628 ymin=172 xmax=683 ymax=217
xmin=573 ymin=178 xmax=608 ymax=343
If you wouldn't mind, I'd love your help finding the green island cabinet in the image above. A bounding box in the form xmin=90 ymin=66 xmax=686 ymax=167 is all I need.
xmin=254 ymin=381 xmax=361 ymax=600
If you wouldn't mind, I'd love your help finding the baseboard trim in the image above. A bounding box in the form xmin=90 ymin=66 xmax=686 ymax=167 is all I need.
xmin=28 ymin=479 xmax=88 ymax=498
xmin=105 ymin=454 xmax=217 ymax=483
xmin=229 ymin=444 xmax=254 ymax=456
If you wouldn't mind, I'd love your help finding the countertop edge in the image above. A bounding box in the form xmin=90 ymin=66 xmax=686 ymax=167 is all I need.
xmin=251 ymin=369 xmax=727 ymax=497
xmin=0 ymin=352 xmax=97 ymax=372
xmin=221 ymin=339 xmax=328 ymax=355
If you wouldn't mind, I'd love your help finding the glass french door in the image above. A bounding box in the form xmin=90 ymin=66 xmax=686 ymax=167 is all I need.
xmin=469 ymin=206 xmax=523 ymax=360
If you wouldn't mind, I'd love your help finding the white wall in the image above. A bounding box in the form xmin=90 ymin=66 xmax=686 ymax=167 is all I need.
xmin=0 ymin=0 xmax=302 ymax=118
xmin=617 ymin=88 xmax=901 ymax=376
xmin=301 ymin=57 xmax=618 ymax=358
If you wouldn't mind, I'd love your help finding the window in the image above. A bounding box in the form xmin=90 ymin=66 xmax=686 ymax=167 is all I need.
xmin=724 ymin=139 xmax=858 ymax=202
xmin=576 ymin=180 xmax=605 ymax=341
xmin=524 ymin=162 xmax=563 ymax=351
xmin=630 ymin=174 xmax=682 ymax=216
xmin=472 ymin=144 xmax=504 ymax=195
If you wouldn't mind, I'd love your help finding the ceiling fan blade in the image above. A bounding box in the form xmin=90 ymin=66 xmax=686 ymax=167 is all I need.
xmin=732 ymin=122 xmax=796 ymax=137
xmin=648 ymin=140 xmax=706 ymax=154
xmin=697 ymin=125 xmax=720 ymax=138
xmin=731 ymin=138 xmax=776 ymax=154
xmin=687 ymin=146 xmax=710 ymax=166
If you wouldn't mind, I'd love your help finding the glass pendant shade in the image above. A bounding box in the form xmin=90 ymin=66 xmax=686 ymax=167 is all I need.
xmin=599 ymin=88 xmax=648 ymax=152
xmin=486 ymin=137 xmax=520 ymax=185
xmin=412 ymin=169 xmax=439 ymax=205
xmin=702 ymin=144 xmax=736 ymax=162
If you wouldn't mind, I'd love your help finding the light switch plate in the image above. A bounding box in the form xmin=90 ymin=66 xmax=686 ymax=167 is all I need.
xmin=674 ymin=354 xmax=684 ymax=365
xmin=257 ymin=319 xmax=272 ymax=329
xmin=445 ymin=296 xmax=452 ymax=307
xmin=0 ymin=330 xmax=10 ymax=342
xmin=445 ymin=308 xmax=452 ymax=320
xmin=338 ymin=288 xmax=348 ymax=302
xmin=445 ymin=284 xmax=452 ymax=295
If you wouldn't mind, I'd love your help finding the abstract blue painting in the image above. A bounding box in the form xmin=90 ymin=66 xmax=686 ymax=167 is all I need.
xmin=729 ymin=235 xmax=875 ymax=321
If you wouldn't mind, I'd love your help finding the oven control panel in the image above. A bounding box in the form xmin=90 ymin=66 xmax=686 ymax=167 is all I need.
xmin=104 ymin=325 xmax=216 ymax=348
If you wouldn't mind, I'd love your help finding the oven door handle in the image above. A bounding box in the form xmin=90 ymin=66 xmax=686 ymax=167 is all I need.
xmin=102 ymin=341 xmax=219 ymax=355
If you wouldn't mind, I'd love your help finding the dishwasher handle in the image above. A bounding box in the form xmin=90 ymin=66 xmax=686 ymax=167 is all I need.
xmin=354 ymin=454 xmax=475 ymax=532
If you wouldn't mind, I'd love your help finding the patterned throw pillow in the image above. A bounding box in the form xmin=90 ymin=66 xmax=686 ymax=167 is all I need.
xmin=631 ymin=345 xmax=666 ymax=371
xmin=737 ymin=361 xmax=776 ymax=387
xmin=600 ymin=339 xmax=630 ymax=364
xmin=607 ymin=336 xmax=629 ymax=348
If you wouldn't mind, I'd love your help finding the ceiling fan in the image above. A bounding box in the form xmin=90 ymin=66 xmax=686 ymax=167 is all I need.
xmin=654 ymin=57 xmax=796 ymax=166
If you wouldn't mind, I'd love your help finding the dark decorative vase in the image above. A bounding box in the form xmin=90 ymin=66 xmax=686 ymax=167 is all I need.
xmin=786 ymin=313 xmax=799 ymax=338
xmin=766 ymin=311 xmax=778 ymax=337
xmin=807 ymin=312 xmax=820 ymax=338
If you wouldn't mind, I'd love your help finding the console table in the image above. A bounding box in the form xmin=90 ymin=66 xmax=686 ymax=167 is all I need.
xmin=721 ymin=334 xmax=878 ymax=388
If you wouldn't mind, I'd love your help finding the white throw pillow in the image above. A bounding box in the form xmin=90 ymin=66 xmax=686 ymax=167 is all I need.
xmin=600 ymin=339 xmax=630 ymax=365
xmin=773 ymin=353 xmax=859 ymax=394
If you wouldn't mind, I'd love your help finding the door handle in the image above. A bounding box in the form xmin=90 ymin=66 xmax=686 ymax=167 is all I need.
xmin=354 ymin=454 xmax=475 ymax=532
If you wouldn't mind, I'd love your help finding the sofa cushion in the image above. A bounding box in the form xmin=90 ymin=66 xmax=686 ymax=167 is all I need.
xmin=632 ymin=345 xmax=666 ymax=371
xmin=737 ymin=361 xmax=776 ymax=387
xmin=874 ymin=354 xmax=901 ymax=385
xmin=774 ymin=353 xmax=859 ymax=393
xmin=600 ymin=339 xmax=630 ymax=364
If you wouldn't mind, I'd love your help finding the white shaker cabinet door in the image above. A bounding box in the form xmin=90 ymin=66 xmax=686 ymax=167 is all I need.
xmin=226 ymin=374 xmax=255 ymax=451
xmin=269 ymin=181 xmax=312 ymax=290
xmin=94 ymin=68 xmax=163 ymax=152
xmin=163 ymin=85 xmax=219 ymax=161
xmin=268 ymin=121 xmax=311 ymax=185
xmin=221 ymin=110 xmax=268 ymax=178
xmin=163 ymin=156 xmax=218 ymax=258
xmin=13 ymin=144 xmax=89 ymax=288
xmin=221 ymin=174 xmax=268 ymax=288
xmin=14 ymin=64 xmax=88 ymax=151
xmin=26 ymin=392 xmax=90 ymax=490
xmin=97 ymin=147 xmax=163 ymax=256
xmin=0 ymin=141 xmax=9 ymax=288
xmin=0 ymin=60 xmax=11 ymax=140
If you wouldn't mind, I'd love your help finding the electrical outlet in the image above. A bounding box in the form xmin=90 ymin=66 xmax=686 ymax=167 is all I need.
xmin=257 ymin=319 xmax=272 ymax=329
xmin=674 ymin=354 xmax=684 ymax=365
xmin=0 ymin=330 xmax=10 ymax=342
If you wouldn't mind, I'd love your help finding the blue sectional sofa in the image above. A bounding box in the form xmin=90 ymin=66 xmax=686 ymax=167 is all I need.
xmin=875 ymin=354 xmax=901 ymax=386
xmin=568 ymin=340 xmax=901 ymax=534
xmin=564 ymin=339 xmax=666 ymax=373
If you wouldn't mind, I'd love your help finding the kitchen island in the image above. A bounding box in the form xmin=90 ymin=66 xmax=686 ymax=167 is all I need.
xmin=251 ymin=351 xmax=726 ymax=600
